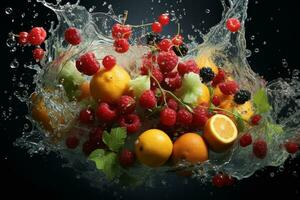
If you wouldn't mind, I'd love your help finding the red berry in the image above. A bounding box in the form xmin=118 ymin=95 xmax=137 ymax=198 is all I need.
xmin=219 ymin=80 xmax=239 ymax=95
xmin=164 ymin=72 xmax=182 ymax=91
xmin=160 ymin=107 xmax=177 ymax=127
xmin=76 ymin=52 xmax=100 ymax=75
xmin=226 ymin=18 xmax=241 ymax=33
xmin=32 ymin=48 xmax=45 ymax=60
xmin=89 ymin=127 xmax=105 ymax=148
xmin=251 ymin=114 xmax=262 ymax=125
xmin=212 ymin=68 xmax=226 ymax=87
xmin=102 ymin=55 xmax=116 ymax=70
xmin=157 ymin=51 xmax=178 ymax=73
xmin=117 ymin=95 xmax=136 ymax=114
xmin=212 ymin=95 xmax=221 ymax=106
xmin=114 ymin=38 xmax=130 ymax=53
xmin=158 ymin=13 xmax=170 ymax=26
xmin=119 ymin=114 xmax=141 ymax=134
xmin=177 ymin=60 xmax=199 ymax=76
xmin=212 ymin=173 xmax=226 ymax=187
xmin=139 ymin=90 xmax=157 ymax=109
xmin=167 ymin=98 xmax=178 ymax=111
xmin=28 ymin=27 xmax=47 ymax=45
xmin=119 ymin=149 xmax=135 ymax=167
xmin=172 ymin=35 xmax=183 ymax=46
xmin=253 ymin=139 xmax=268 ymax=159
xmin=284 ymin=141 xmax=298 ymax=154
xmin=151 ymin=68 xmax=164 ymax=88
xmin=177 ymin=108 xmax=193 ymax=126
xmin=158 ymin=39 xmax=173 ymax=52
xmin=82 ymin=140 xmax=96 ymax=156
xmin=65 ymin=135 xmax=79 ymax=149
xmin=239 ymin=133 xmax=252 ymax=147
xmin=18 ymin=31 xmax=28 ymax=45
xmin=79 ymin=108 xmax=94 ymax=124
xmin=112 ymin=23 xmax=132 ymax=39
xmin=64 ymin=27 xmax=81 ymax=45
xmin=192 ymin=106 xmax=209 ymax=128
xmin=152 ymin=22 xmax=163 ymax=33
xmin=96 ymin=102 xmax=117 ymax=122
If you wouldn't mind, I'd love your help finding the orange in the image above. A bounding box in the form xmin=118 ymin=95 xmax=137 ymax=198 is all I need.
xmin=195 ymin=53 xmax=219 ymax=74
xmin=172 ymin=133 xmax=208 ymax=164
xmin=197 ymin=83 xmax=211 ymax=105
xmin=90 ymin=65 xmax=131 ymax=103
xmin=77 ymin=81 xmax=91 ymax=101
xmin=203 ymin=114 xmax=238 ymax=152
xmin=135 ymin=129 xmax=173 ymax=167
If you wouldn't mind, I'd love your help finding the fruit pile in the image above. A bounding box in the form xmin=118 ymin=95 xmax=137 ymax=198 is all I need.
xmin=17 ymin=13 xmax=299 ymax=187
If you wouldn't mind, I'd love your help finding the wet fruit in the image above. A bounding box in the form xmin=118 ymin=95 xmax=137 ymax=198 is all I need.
xmin=64 ymin=27 xmax=81 ymax=45
xmin=18 ymin=31 xmax=28 ymax=45
xmin=284 ymin=141 xmax=298 ymax=154
xmin=251 ymin=114 xmax=262 ymax=125
xmin=158 ymin=13 xmax=170 ymax=26
xmin=197 ymin=83 xmax=210 ymax=105
xmin=77 ymin=81 xmax=91 ymax=101
xmin=152 ymin=22 xmax=163 ymax=33
xmin=102 ymin=55 xmax=116 ymax=70
xmin=119 ymin=149 xmax=135 ymax=167
xmin=117 ymin=95 xmax=136 ymax=114
xmin=96 ymin=102 xmax=117 ymax=123
xmin=253 ymin=139 xmax=267 ymax=159
xmin=28 ymin=27 xmax=47 ymax=45
xmin=32 ymin=48 xmax=45 ymax=60
xmin=139 ymin=90 xmax=157 ymax=109
xmin=119 ymin=114 xmax=141 ymax=134
xmin=157 ymin=51 xmax=178 ymax=73
xmin=199 ymin=67 xmax=215 ymax=83
xmin=239 ymin=133 xmax=252 ymax=147
xmin=234 ymin=89 xmax=251 ymax=104
xmin=226 ymin=18 xmax=241 ymax=33
xmin=79 ymin=108 xmax=95 ymax=124
xmin=114 ymin=38 xmax=130 ymax=53
xmin=195 ymin=53 xmax=219 ymax=74
xmin=160 ymin=107 xmax=177 ymax=127
xmin=76 ymin=52 xmax=100 ymax=76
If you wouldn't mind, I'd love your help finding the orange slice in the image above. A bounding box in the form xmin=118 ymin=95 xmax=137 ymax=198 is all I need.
xmin=203 ymin=114 xmax=238 ymax=152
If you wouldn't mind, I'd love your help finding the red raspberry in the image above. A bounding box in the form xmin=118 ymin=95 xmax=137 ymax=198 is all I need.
xmin=139 ymin=90 xmax=157 ymax=109
xmin=158 ymin=39 xmax=173 ymax=52
xmin=224 ymin=174 xmax=235 ymax=186
xmin=112 ymin=23 xmax=132 ymax=39
xmin=18 ymin=31 xmax=28 ymax=45
xmin=284 ymin=141 xmax=298 ymax=154
xmin=164 ymin=72 xmax=182 ymax=91
xmin=119 ymin=114 xmax=141 ymax=134
xmin=32 ymin=48 xmax=45 ymax=60
xmin=28 ymin=27 xmax=47 ymax=45
xmin=117 ymin=95 xmax=136 ymax=114
xmin=79 ymin=108 xmax=94 ymax=124
xmin=82 ymin=140 xmax=96 ymax=156
xmin=239 ymin=133 xmax=252 ymax=147
xmin=226 ymin=18 xmax=241 ymax=33
xmin=152 ymin=22 xmax=163 ymax=33
xmin=151 ymin=68 xmax=164 ymax=88
xmin=160 ymin=107 xmax=177 ymax=127
xmin=140 ymin=56 xmax=154 ymax=75
xmin=119 ymin=149 xmax=135 ymax=167
xmin=177 ymin=108 xmax=193 ymax=126
xmin=157 ymin=51 xmax=178 ymax=73
xmin=177 ymin=60 xmax=200 ymax=76
xmin=76 ymin=52 xmax=100 ymax=75
xmin=219 ymin=80 xmax=239 ymax=95
xmin=96 ymin=102 xmax=117 ymax=122
xmin=212 ymin=69 xmax=226 ymax=87
xmin=158 ymin=13 xmax=170 ymax=26
xmin=167 ymin=98 xmax=178 ymax=111
xmin=253 ymin=139 xmax=268 ymax=159
xmin=212 ymin=173 xmax=226 ymax=187
xmin=64 ymin=27 xmax=81 ymax=45
xmin=102 ymin=55 xmax=116 ymax=70
xmin=114 ymin=38 xmax=130 ymax=53
xmin=65 ymin=135 xmax=79 ymax=149
xmin=192 ymin=106 xmax=209 ymax=128
xmin=212 ymin=95 xmax=221 ymax=106
xmin=89 ymin=127 xmax=105 ymax=148
xmin=251 ymin=114 xmax=262 ymax=125
xmin=172 ymin=34 xmax=183 ymax=46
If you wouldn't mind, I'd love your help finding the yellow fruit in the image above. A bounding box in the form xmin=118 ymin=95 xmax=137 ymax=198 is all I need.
xmin=203 ymin=114 xmax=238 ymax=152
xmin=90 ymin=65 xmax=131 ymax=103
xmin=213 ymin=85 xmax=233 ymax=102
xmin=135 ymin=129 xmax=173 ymax=167
xmin=197 ymin=83 xmax=211 ymax=105
xmin=195 ymin=53 xmax=219 ymax=74
xmin=77 ymin=81 xmax=91 ymax=101
xmin=235 ymin=101 xmax=254 ymax=121
xmin=172 ymin=133 xmax=208 ymax=164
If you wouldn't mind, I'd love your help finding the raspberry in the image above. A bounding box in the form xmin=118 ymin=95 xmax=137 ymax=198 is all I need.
xmin=102 ymin=55 xmax=116 ymax=70
xmin=177 ymin=60 xmax=199 ymax=76
xmin=64 ymin=27 xmax=81 ymax=45
xmin=32 ymin=48 xmax=45 ymax=60
xmin=200 ymin=67 xmax=215 ymax=83
xmin=253 ymin=139 xmax=268 ymax=159
xmin=163 ymin=72 xmax=182 ymax=91
xmin=146 ymin=33 xmax=162 ymax=45
xmin=284 ymin=141 xmax=298 ymax=154
xmin=239 ymin=133 xmax=252 ymax=147
xmin=76 ymin=52 xmax=100 ymax=75
xmin=219 ymin=80 xmax=239 ymax=95
xmin=158 ymin=13 xmax=170 ymax=26
xmin=114 ymin=38 xmax=130 ymax=53
xmin=119 ymin=149 xmax=135 ymax=167
xmin=251 ymin=114 xmax=262 ymax=125
xmin=79 ymin=108 xmax=94 ymax=124
xmin=139 ymin=90 xmax=157 ymax=109
xmin=89 ymin=127 xmax=105 ymax=148
xmin=157 ymin=51 xmax=178 ymax=73
xmin=96 ymin=102 xmax=117 ymax=122
xmin=65 ymin=135 xmax=79 ymax=149
xmin=212 ymin=68 xmax=226 ymax=87
xmin=177 ymin=108 xmax=193 ymax=126
xmin=82 ymin=140 xmax=96 ymax=156
xmin=167 ymin=98 xmax=178 ymax=111
xmin=119 ymin=114 xmax=141 ymax=134
xmin=160 ymin=107 xmax=177 ymax=127
xmin=158 ymin=39 xmax=173 ymax=52
xmin=117 ymin=95 xmax=136 ymax=114
xmin=18 ymin=31 xmax=28 ymax=45
xmin=112 ymin=23 xmax=132 ymax=39
xmin=151 ymin=68 xmax=164 ymax=88
xmin=226 ymin=18 xmax=241 ymax=33
xmin=172 ymin=44 xmax=188 ymax=57
xmin=224 ymin=174 xmax=235 ymax=186
xmin=28 ymin=27 xmax=47 ymax=45
xmin=192 ymin=106 xmax=209 ymax=128
xmin=212 ymin=173 xmax=226 ymax=187
xmin=234 ymin=90 xmax=251 ymax=104
xmin=152 ymin=22 xmax=163 ymax=33
xmin=212 ymin=95 xmax=221 ymax=106
xmin=172 ymin=34 xmax=183 ymax=46
xmin=140 ymin=56 xmax=154 ymax=75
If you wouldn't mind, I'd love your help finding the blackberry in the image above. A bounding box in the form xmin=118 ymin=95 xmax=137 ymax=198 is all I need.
xmin=199 ymin=67 xmax=215 ymax=82
xmin=234 ymin=90 xmax=251 ymax=104
xmin=146 ymin=33 xmax=162 ymax=45
xmin=172 ymin=44 xmax=188 ymax=57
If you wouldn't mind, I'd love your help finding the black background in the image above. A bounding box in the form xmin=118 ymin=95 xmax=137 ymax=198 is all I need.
xmin=0 ymin=0 xmax=299 ymax=199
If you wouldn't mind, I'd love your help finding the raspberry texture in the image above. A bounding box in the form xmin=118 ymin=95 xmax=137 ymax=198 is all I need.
xmin=119 ymin=149 xmax=135 ymax=167
xmin=251 ymin=114 xmax=262 ymax=125
xmin=119 ymin=114 xmax=141 ymax=134
xmin=157 ymin=51 xmax=178 ymax=73
xmin=192 ymin=106 xmax=209 ymax=128
xmin=114 ymin=38 xmax=130 ymax=53
xmin=117 ymin=95 xmax=136 ymax=114
xmin=177 ymin=60 xmax=199 ymax=76
xmin=18 ymin=31 xmax=28 ymax=45
xmin=158 ymin=39 xmax=173 ymax=52
xmin=239 ymin=133 xmax=252 ymax=147
xmin=79 ymin=108 xmax=94 ymax=124
xmin=112 ymin=24 xmax=132 ymax=39
xmin=160 ymin=107 xmax=177 ymax=127
xmin=64 ymin=27 xmax=81 ymax=45
xmin=177 ymin=108 xmax=193 ymax=126
xmin=212 ymin=68 xmax=226 ymax=87
xmin=139 ymin=90 xmax=157 ymax=109
xmin=28 ymin=27 xmax=47 ymax=46
xmin=96 ymin=102 xmax=117 ymax=122
xmin=151 ymin=68 xmax=164 ymax=88
xmin=163 ymin=72 xmax=182 ymax=91
xmin=76 ymin=52 xmax=100 ymax=75
xmin=253 ymin=139 xmax=267 ymax=159
xmin=219 ymin=80 xmax=239 ymax=95
xmin=284 ymin=141 xmax=298 ymax=154
xmin=158 ymin=13 xmax=170 ymax=26
xmin=102 ymin=55 xmax=116 ymax=70
xmin=32 ymin=48 xmax=45 ymax=60
xmin=167 ymin=98 xmax=178 ymax=111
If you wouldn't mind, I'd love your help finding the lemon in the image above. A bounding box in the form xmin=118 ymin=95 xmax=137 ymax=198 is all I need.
xmin=197 ymin=83 xmax=211 ymax=105
xmin=195 ymin=53 xmax=219 ymax=74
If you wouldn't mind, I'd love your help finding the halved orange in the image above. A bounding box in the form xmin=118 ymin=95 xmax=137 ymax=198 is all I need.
xmin=203 ymin=114 xmax=238 ymax=152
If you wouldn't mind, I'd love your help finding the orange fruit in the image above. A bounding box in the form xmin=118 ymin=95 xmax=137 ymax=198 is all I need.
xmin=203 ymin=114 xmax=238 ymax=152
xmin=90 ymin=65 xmax=131 ymax=103
xmin=77 ymin=81 xmax=91 ymax=101
xmin=195 ymin=53 xmax=219 ymax=74
xmin=197 ymin=83 xmax=211 ymax=105
xmin=172 ymin=133 xmax=208 ymax=164
xmin=135 ymin=129 xmax=173 ymax=167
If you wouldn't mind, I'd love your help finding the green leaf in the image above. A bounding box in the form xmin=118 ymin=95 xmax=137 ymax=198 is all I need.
xmin=103 ymin=127 xmax=127 ymax=152
xmin=233 ymin=109 xmax=245 ymax=132
xmin=129 ymin=75 xmax=150 ymax=98
xmin=253 ymin=88 xmax=271 ymax=113
xmin=88 ymin=149 xmax=106 ymax=169
xmin=264 ymin=121 xmax=284 ymax=141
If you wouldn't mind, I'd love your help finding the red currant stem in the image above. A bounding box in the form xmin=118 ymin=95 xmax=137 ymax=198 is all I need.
xmin=210 ymin=106 xmax=250 ymax=124
xmin=130 ymin=23 xmax=153 ymax=28
xmin=122 ymin=10 xmax=128 ymax=25
xmin=150 ymin=74 xmax=167 ymax=106
xmin=177 ymin=23 xmax=181 ymax=35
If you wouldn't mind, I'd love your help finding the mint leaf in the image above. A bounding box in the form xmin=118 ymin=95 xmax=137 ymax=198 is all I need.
xmin=88 ymin=149 xmax=106 ymax=169
xmin=253 ymin=88 xmax=271 ymax=113
xmin=103 ymin=127 xmax=127 ymax=152
xmin=233 ymin=110 xmax=245 ymax=132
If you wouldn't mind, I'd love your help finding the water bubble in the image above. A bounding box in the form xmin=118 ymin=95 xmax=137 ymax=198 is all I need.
xmin=10 ymin=59 xmax=19 ymax=69
xmin=205 ymin=9 xmax=210 ymax=14
xmin=255 ymin=1 xmax=259 ymax=4
xmin=24 ymin=123 xmax=30 ymax=130
xmin=262 ymin=41 xmax=267 ymax=45
xmin=89 ymin=6 xmax=96 ymax=12
xmin=254 ymin=48 xmax=259 ymax=53
xmin=21 ymin=13 xmax=26 ymax=18
xmin=6 ymin=37 xmax=16 ymax=48
xmin=245 ymin=49 xmax=252 ymax=57
xmin=270 ymin=172 xmax=275 ymax=178
xmin=102 ymin=1 xmax=107 ymax=6
xmin=33 ymin=13 xmax=39 ymax=18
xmin=5 ymin=7 xmax=13 ymax=15
xmin=10 ymin=47 xmax=17 ymax=52
xmin=250 ymin=35 xmax=255 ymax=40
xmin=282 ymin=58 xmax=288 ymax=68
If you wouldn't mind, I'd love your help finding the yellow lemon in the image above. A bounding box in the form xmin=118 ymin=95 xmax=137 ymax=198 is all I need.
xmin=235 ymin=101 xmax=255 ymax=121
xmin=197 ymin=83 xmax=211 ymax=105
xmin=135 ymin=129 xmax=173 ymax=167
xmin=90 ymin=65 xmax=131 ymax=103
xmin=195 ymin=53 xmax=219 ymax=74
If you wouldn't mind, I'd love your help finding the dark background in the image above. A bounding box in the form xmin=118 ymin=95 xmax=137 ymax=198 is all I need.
xmin=0 ymin=0 xmax=299 ymax=199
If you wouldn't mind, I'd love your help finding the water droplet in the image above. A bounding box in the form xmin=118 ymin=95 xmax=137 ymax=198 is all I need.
xmin=102 ymin=1 xmax=107 ymax=6
xmin=10 ymin=47 xmax=17 ymax=52
xmin=6 ymin=36 xmax=16 ymax=48
xmin=250 ymin=35 xmax=255 ymax=40
xmin=255 ymin=1 xmax=259 ymax=4
xmin=89 ymin=6 xmax=96 ymax=12
xmin=282 ymin=58 xmax=288 ymax=68
xmin=262 ymin=41 xmax=267 ymax=45
xmin=5 ymin=7 xmax=13 ymax=15
xmin=33 ymin=13 xmax=39 ymax=18
xmin=205 ymin=9 xmax=210 ymax=14
xmin=270 ymin=172 xmax=275 ymax=177
xmin=10 ymin=59 xmax=19 ymax=68
xmin=254 ymin=48 xmax=259 ymax=53
xmin=245 ymin=49 xmax=252 ymax=57
xmin=21 ymin=13 xmax=26 ymax=18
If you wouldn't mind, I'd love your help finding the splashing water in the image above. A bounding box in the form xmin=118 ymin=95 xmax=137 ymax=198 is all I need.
xmin=11 ymin=0 xmax=300 ymax=188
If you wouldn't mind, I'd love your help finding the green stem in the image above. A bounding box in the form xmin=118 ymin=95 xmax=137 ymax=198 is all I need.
xmin=130 ymin=23 xmax=153 ymax=28
xmin=150 ymin=74 xmax=167 ymax=106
